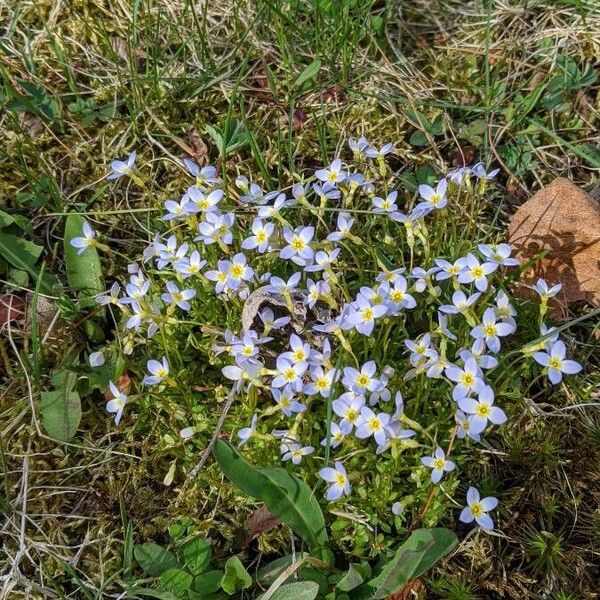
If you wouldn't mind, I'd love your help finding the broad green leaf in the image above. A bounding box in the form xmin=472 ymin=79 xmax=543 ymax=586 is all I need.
xmin=134 ymin=543 xmax=180 ymax=577
xmin=213 ymin=440 xmax=328 ymax=553
xmin=40 ymin=370 xmax=81 ymax=442
xmin=336 ymin=564 xmax=364 ymax=592
xmin=294 ymin=59 xmax=321 ymax=88
xmin=220 ymin=555 xmax=252 ymax=595
xmin=159 ymin=568 xmax=193 ymax=595
xmin=259 ymin=581 xmax=319 ymax=600
xmin=191 ymin=570 xmax=223 ymax=594
xmin=409 ymin=130 xmax=428 ymax=147
xmin=183 ymin=538 xmax=211 ymax=575
xmin=354 ymin=528 xmax=457 ymax=599
xmin=0 ymin=231 xmax=42 ymax=272
xmin=63 ymin=213 xmax=105 ymax=308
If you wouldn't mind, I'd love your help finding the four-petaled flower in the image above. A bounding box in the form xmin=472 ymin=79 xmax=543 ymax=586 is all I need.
xmin=459 ymin=486 xmax=498 ymax=531
xmin=533 ymin=340 xmax=582 ymax=384
xmin=70 ymin=221 xmax=96 ymax=255
xmin=319 ymin=461 xmax=351 ymax=501
xmin=421 ymin=447 xmax=456 ymax=484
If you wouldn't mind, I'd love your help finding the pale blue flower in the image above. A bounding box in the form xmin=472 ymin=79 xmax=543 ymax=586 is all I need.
xmin=161 ymin=281 xmax=196 ymax=310
xmin=457 ymin=384 xmax=507 ymax=434
xmin=355 ymin=407 xmax=390 ymax=446
xmin=459 ymin=486 xmax=498 ymax=530
xmin=445 ymin=357 xmax=484 ymax=401
xmin=70 ymin=221 xmax=96 ymax=255
xmin=143 ymin=357 xmax=169 ymax=385
xmin=315 ymin=158 xmax=346 ymax=185
xmin=534 ymin=278 xmax=562 ymax=300
xmin=457 ymin=253 xmax=497 ymax=292
xmin=333 ymin=392 xmax=365 ymax=434
xmin=241 ymin=219 xmax=275 ymax=253
xmin=416 ymin=179 xmax=448 ymax=212
xmin=533 ymin=340 xmax=582 ymax=384
xmin=319 ymin=461 xmax=351 ymax=501
xmin=280 ymin=226 xmax=315 ymax=266
xmin=421 ymin=447 xmax=455 ymax=484
xmin=282 ymin=443 xmax=314 ymax=465
xmin=108 ymin=151 xmax=136 ymax=180
xmin=478 ymin=243 xmax=519 ymax=267
xmin=107 ymin=381 xmax=127 ymax=425
xmin=237 ymin=413 xmax=258 ymax=447
xmin=89 ymin=351 xmax=105 ymax=368
xmin=470 ymin=307 xmax=515 ymax=353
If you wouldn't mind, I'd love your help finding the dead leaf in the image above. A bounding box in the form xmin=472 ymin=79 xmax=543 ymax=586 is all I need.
xmin=508 ymin=177 xmax=600 ymax=314
xmin=278 ymin=108 xmax=307 ymax=132
xmin=244 ymin=506 xmax=281 ymax=546
xmin=386 ymin=578 xmax=425 ymax=599
xmin=0 ymin=294 xmax=26 ymax=325
xmin=451 ymin=146 xmax=477 ymax=167
xmin=321 ymin=84 xmax=345 ymax=103
xmin=104 ymin=372 xmax=131 ymax=400
xmin=186 ymin=128 xmax=209 ymax=165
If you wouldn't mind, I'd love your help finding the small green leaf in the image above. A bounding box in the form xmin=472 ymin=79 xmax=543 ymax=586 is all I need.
xmin=0 ymin=210 xmax=14 ymax=229
xmin=294 ymin=59 xmax=321 ymax=88
xmin=64 ymin=214 xmax=105 ymax=309
xmin=220 ymin=556 xmax=252 ymax=595
xmin=259 ymin=581 xmax=319 ymax=600
xmin=183 ymin=538 xmax=211 ymax=575
xmin=40 ymin=370 xmax=81 ymax=442
xmin=409 ymin=130 xmax=428 ymax=147
xmin=134 ymin=543 xmax=180 ymax=577
xmin=213 ymin=440 xmax=328 ymax=554
xmin=159 ymin=568 xmax=193 ymax=595
xmin=191 ymin=570 xmax=223 ymax=594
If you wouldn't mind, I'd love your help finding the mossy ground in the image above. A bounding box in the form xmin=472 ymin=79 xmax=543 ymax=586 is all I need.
xmin=1 ymin=1 xmax=599 ymax=598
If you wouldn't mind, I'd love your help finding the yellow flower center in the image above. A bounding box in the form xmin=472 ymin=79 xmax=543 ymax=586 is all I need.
xmin=346 ymin=409 xmax=358 ymax=422
xmin=484 ymin=324 xmax=496 ymax=336
xmin=256 ymin=231 xmax=267 ymax=242
xmin=291 ymin=237 xmax=305 ymax=251
xmin=357 ymin=374 xmax=370 ymax=387
xmin=335 ymin=473 xmax=347 ymax=486
xmin=549 ymin=357 xmax=562 ymax=369
xmin=284 ymin=368 xmax=296 ymax=381
xmin=462 ymin=373 xmax=475 ymax=386
xmin=368 ymin=418 xmax=381 ymax=432
xmin=293 ymin=349 xmax=306 ymax=362
xmin=475 ymin=403 xmax=491 ymax=417
xmin=471 ymin=266 xmax=484 ymax=278
xmin=157 ymin=368 xmax=168 ymax=379
xmin=362 ymin=307 xmax=374 ymax=320
xmin=470 ymin=502 xmax=483 ymax=517
xmin=230 ymin=264 xmax=244 ymax=278
xmin=434 ymin=458 xmax=445 ymax=469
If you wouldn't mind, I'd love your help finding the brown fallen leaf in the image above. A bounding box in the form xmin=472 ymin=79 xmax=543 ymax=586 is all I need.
xmin=451 ymin=146 xmax=477 ymax=168
xmin=104 ymin=372 xmax=131 ymax=400
xmin=278 ymin=108 xmax=308 ymax=132
xmin=386 ymin=578 xmax=425 ymax=599
xmin=0 ymin=294 xmax=26 ymax=326
xmin=508 ymin=177 xmax=600 ymax=315
xmin=186 ymin=128 xmax=209 ymax=165
xmin=244 ymin=506 xmax=281 ymax=546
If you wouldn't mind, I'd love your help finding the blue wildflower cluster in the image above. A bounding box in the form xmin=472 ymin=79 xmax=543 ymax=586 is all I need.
xmin=73 ymin=138 xmax=582 ymax=534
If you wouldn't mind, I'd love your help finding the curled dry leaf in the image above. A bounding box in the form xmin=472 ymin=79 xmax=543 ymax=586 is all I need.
xmin=104 ymin=372 xmax=131 ymax=400
xmin=0 ymin=294 xmax=26 ymax=326
xmin=508 ymin=177 xmax=600 ymax=315
xmin=244 ymin=506 xmax=281 ymax=546
xmin=279 ymin=108 xmax=308 ymax=132
xmin=186 ymin=128 xmax=209 ymax=165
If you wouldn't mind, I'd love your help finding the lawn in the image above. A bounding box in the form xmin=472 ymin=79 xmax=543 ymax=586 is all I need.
xmin=1 ymin=1 xmax=599 ymax=599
